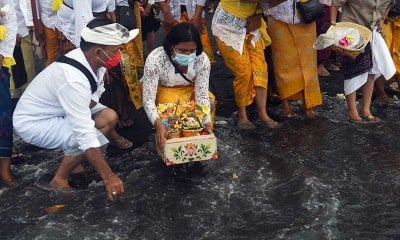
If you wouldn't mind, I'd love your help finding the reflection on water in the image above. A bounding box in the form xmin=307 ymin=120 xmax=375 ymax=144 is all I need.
xmin=2 ymin=96 xmax=400 ymax=239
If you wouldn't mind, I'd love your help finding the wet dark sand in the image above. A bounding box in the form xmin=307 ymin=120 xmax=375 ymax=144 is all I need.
xmin=3 ymin=14 xmax=400 ymax=239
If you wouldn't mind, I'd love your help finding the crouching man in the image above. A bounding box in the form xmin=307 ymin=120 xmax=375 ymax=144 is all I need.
xmin=13 ymin=18 xmax=139 ymax=200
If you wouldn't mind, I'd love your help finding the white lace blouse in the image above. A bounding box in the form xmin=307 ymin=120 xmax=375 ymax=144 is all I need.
xmin=0 ymin=0 xmax=17 ymax=58
xmin=142 ymin=47 xmax=211 ymax=125
xmin=211 ymin=6 xmax=261 ymax=55
xmin=264 ymin=0 xmax=302 ymax=24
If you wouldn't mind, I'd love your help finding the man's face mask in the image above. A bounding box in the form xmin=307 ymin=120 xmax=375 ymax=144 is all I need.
xmin=98 ymin=48 xmax=121 ymax=69
xmin=172 ymin=49 xmax=196 ymax=66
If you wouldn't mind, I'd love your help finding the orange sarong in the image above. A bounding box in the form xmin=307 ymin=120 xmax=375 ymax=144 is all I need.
xmin=122 ymin=3 xmax=145 ymax=109
xmin=267 ymin=17 xmax=322 ymax=109
xmin=382 ymin=16 xmax=400 ymax=76
xmin=215 ymin=35 xmax=268 ymax=107
xmin=43 ymin=26 xmax=59 ymax=66
xmin=163 ymin=11 xmax=215 ymax=64
xmin=156 ymin=85 xmax=215 ymax=129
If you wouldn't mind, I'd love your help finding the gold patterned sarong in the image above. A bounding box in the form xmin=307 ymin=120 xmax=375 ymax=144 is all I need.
xmin=122 ymin=3 xmax=145 ymax=109
xmin=163 ymin=11 xmax=215 ymax=64
xmin=382 ymin=16 xmax=400 ymax=76
xmin=156 ymin=85 xmax=215 ymax=129
xmin=215 ymin=35 xmax=267 ymax=107
xmin=267 ymin=17 xmax=322 ymax=109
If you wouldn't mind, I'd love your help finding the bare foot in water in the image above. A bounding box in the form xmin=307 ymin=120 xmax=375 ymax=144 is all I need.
xmin=259 ymin=118 xmax=281 ymax=128
xmin=305 ymin=109 xmax=317 ymax=119
xmin=50 ymin=177 xmax=72 ymax=189
xmin=0 ymin=172 xmax=14 ymax=186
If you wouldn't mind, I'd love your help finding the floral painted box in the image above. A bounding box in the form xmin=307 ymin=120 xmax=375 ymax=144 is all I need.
xmin=157 ymin=133 xmax=218 ymax=166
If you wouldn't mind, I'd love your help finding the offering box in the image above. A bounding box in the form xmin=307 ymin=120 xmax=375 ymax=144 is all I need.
xmin=157 ymin=133 xmax=218 ymax=166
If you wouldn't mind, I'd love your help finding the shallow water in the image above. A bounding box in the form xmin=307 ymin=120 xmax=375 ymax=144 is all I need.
xmin=2 ymin=94 xmax=400 ymax=239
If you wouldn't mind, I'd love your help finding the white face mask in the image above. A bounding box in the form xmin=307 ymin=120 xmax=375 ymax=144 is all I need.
xmin=173 ymin=49 xmax=196 ymax=66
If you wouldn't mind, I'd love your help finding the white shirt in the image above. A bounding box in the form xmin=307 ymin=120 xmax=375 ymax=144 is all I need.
xmin=155 ymin=0 xmax=206 ymax=21
xmin=142 ymin=47 xmax=211 ymax=125
xmin=13 ymin=48 xmax=107 ymax=152
xmin=39 ymin=0 xmax=57 ymax=29
xmin=55 ymin=0 xmax=115 ymax=47
xmin=0 ymin=0 xmax=17 ymax=58
xmin=15 ymin=0 xmax=33 ymax=37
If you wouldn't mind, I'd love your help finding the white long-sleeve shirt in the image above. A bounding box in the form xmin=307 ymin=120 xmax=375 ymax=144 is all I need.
xmin=39 ymin=0 xmax=57 ymax=29
xmin=13 ymin=48 xmax=107 ymax=152
xmin=142 ymin=47 xmax=211 ymax=125
xmin=0 ymin=0 xmax=16 ymax=58
xmin=55 ymin=0 xmax=115 ymax=47
xmin=155 ymin=0 xmax=206 ymax=21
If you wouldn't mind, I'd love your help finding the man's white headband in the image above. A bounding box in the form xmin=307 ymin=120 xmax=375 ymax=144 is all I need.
xmin=81 ymin=23 xmax=139 ymax=45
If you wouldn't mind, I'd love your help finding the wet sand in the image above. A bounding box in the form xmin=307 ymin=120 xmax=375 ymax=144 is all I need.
xmin=3 ymin=14 xmax=400 ymax=239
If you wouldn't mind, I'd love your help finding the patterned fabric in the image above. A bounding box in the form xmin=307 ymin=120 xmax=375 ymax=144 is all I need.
xmin=142 ymin=47 xmax=211 ymax=125
xmin=0 ymin=67 xmax=12 ymax=158
xmin=341 ymin=44 xmax=372 ymax=79
xmin=122 ymin=2 xmax=144 ymax=109
xmin=215 ymin=35 xmax=267 ymax=107
xmin=163 ymin=10 xmax=216 ymax=63
xmin=382 ymin=16 xmax=400 ymax=75
xmin=267 ymin=17 xmax=322 ymax=109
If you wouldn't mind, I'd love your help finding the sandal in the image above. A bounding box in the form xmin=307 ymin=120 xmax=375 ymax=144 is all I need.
xmin=362 ymin=115 xmax=382 ymax=123
xmin=111 ymin=137 xmax=133 ymax=149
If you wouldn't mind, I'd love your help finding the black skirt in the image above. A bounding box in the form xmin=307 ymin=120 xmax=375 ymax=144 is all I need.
xmin=341 ymin=43 xmax=372 ymax=79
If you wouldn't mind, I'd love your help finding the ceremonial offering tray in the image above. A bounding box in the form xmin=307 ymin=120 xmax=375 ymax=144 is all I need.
xmin=157 ymin=132 xmax=218 ymax=166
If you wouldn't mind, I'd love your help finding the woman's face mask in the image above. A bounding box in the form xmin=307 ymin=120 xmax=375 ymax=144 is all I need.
xmin=98 ymin=48 xmax=121 ymax=69
xmin=172 ymin=48 xmax=196 ymax=66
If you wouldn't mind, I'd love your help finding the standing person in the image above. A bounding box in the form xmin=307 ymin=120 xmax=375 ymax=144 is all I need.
xmin=0 ymin=0 xmax=17 ymax=185
xmin=316 ymin=0 xmax=340 ymax=76
xmin=55 ymin=0 xmax=116 ymax=54
xmin=374 ymin=0 xmax=400 ymax=101
xmin=139 ymin=0 xmax=159 ymax=56
xmin=157 ymin=0 xmax=215 ymax=63
xmin=13 ymin=19 xmax=139 ymax=199
xmin=38 ymin=0 xmax=61 ymax=65
xmin=10 ymin=0 xmax=36 ymax=100
xmin=331 ymin=0 xmax=393 ymax=123
xmin=265 ymin=0 xmax=322 ymax=119
xmin=116 ymin=0 xmax=144 ymax=112
xmin=211 ymin=0 xmax=279 ymax=129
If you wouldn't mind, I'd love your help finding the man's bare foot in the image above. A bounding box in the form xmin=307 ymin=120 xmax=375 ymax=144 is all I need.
xmin=259 ymin=118 xmax=281 ymax=129
xmin=50 ymin=177 xmax=72 ymax=189
xmin=305 ymin=109 xmax=317 ymax=119
xmin=0 ymin=172 xmax=13 ymax=186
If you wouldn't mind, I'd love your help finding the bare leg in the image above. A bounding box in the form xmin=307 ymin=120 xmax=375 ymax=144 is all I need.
xmin=50 ymin=155 xmax=84 ymax=189
xmin=281 ymin=98 xmax=294 ymax=117
xmin=255 ymin=86 xmax=279 ymax=128
xmin=317 ymin=63 xmax=330 ymax=76
xmin=237 ymin=106 xmax=250 ymax=124
xmin=374 ymin=75 xmax=389 ymax=102
xmin=361 ymin=74 xmax=376 ymax=117
xmin=346 ymin=91 xmax=361 ymax=121
xmin=0 ymin=157 xmax=13 ymax=185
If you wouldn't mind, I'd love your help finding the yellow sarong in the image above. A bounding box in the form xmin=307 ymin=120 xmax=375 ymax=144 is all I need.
xmin=122 ymin=3 xmax=145 ymax=109
xmin=156 ymin=85 xmax=215 ymax=129
xmin=215 ymin=35 xmax=267 ymax=107
xmin=163 ymin=11 xmax=216 ymax=64
xmin=382 ymin=16 xmax=400 ymax=76
xmin=267 ymin=17 xmax=322 ymax=109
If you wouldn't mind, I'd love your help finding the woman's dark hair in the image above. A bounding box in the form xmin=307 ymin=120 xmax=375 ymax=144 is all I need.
xmin=80 ymin=17 xmax=111 ymax=51
xmin=162 ymin=22 xmax=203 ymax=58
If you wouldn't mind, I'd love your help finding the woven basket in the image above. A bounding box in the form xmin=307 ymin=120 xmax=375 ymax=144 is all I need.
xmin=327 ymin=22 xmax=372 ymax=59
xmin=181 ymin=128 xmax=203 ymax=137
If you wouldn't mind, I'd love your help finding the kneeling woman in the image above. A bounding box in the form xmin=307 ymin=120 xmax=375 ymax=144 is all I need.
xmin=142 ymin=23 xmax=214 ymax=149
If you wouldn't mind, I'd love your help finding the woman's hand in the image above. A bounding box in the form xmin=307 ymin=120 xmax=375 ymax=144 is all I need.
xmin=246 ymin=14 xmax=262 ymax=33
xmin=154 ymin=119 xmax=168 ymax=151
xmin=376 ymin=18 xmax=385 ymax=33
